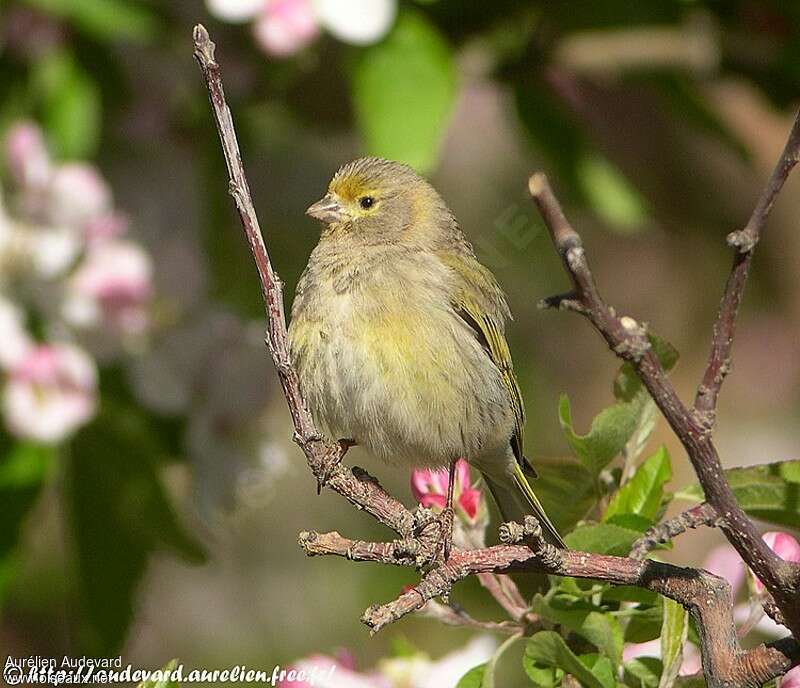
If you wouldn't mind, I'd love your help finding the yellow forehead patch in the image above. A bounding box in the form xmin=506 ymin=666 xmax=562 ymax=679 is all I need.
xmin=329 ymin=174 xmax=378 ymax=204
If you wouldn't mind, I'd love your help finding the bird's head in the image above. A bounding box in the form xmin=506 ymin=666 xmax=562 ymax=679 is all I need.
xmin=306 ymin=157 xmax=453 ymax=243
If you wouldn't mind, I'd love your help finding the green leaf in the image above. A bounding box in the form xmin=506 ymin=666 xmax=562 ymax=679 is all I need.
xmin=577 ymin=154 xmax=648 ymax=232
xmin=0 ymin=442 xmax=54 ymax=606
xmin=67 ymin=407 xmax=205 ymax=654
xmin=532 ymin=455 xmax=599 ymax=533
xmin=352 ymin=10 xmax=457 ymax=172
xmin=455 ymin=664 xmax=485 ymax=688
xmin=523 ymin=661 xmax=562 ymax=688
xmin=580 ymin=654 xmax=616 ymax=688
xmin=32 ymin=49 xmax=101 ymax=158
xmin=605 ymin=446 xmax=672 ymax=523
xmin=659 ymin=599 xmax=689 ymax=688
xmin=676 ymin=460 xmax=800 ymax=529
xmin=22 ymin=0 xmax=158 ymax=42
xmin=559 ymin=394 xmax=643 ymax=475
xmin=624 ymin=657 xmax=663 ymax=688
xmin=559 ymin=335 xmax=678 ymax=477
xmin=524 ymin=632 xmax=607 ymax=688
xmin=138 ymin=659 xmax=180 ymax=688
xmin=565 ymin=522 xmax=643 ymax=556
xmin=481 ymin=634 xmax=521 ymax=688
xmin=614 ymin=335 xmax=679 ymax=403
xmin=624 ymin=602 xmax=664 ymax=644
xmin=532 ymin=597 xmax=623 ymax=669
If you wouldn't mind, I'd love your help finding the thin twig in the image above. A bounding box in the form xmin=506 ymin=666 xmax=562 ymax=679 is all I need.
xmin=630 ymin=503 xmax=721 ymax=560
xmin=695 ymin=110 xmax=800 ymax=425
xmin=530 ymin=169 xmax=800 ymax=638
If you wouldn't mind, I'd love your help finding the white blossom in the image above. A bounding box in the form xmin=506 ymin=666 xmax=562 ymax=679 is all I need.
xmin=314 ymin=0 xmax=396 ymax=45
xmin=2 ymin=343 xmax=97 ymax=443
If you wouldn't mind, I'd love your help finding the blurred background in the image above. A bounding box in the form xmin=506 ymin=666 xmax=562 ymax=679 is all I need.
xmin=1 ymin=0 xmax=799 ymax=684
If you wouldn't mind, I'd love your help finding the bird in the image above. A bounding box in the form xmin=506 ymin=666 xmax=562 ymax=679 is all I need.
xmin=288 ymin=157 xmax=565 ymax=549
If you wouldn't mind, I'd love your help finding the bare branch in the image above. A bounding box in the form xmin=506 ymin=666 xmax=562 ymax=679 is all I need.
xmin=306 ymin=520 xmax=797 ymax=687
xmin=695 ymin=110 xmax=800 ymax=424
xmin=529 ymin=170 xmax=800 ymax=637
xmin=631 ymin=502 xmax=722 ymax=560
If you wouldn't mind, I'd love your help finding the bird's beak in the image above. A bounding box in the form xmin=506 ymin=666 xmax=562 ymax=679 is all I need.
xmin=306 ymin=194 xmax=346 ymax=224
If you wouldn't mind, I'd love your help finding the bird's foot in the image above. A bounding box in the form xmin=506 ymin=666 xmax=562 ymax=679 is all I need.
xmin=437 ymin=506 xmax=455 ymax=561
xmin=413 ymin=506 xmax=455 ymax=566
xmin=316 ymin=438 xmax=356 ymax=494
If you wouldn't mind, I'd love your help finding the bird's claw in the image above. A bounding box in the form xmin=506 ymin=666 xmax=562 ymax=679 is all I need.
xmin=414 ymin=506 xmax=455 ymax=567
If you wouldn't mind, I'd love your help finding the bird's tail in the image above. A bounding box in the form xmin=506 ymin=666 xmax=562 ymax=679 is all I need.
xmin=482 ymin=463 xmax=566 ymax=549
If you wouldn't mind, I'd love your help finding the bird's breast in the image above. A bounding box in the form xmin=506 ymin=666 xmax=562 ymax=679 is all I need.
xmin=289 ymin=271 xmax=514 ymax=466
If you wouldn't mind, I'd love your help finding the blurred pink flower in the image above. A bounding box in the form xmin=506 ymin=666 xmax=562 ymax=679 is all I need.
xmin=2 ymin=343 xmax=96 ymax=443
xmin=63 ymin=240 xmax=153 ymax=335
xmin=781 ymin=666 xmax=800 ymax=688
xmin=411 ymin=459 xmax=484 ymax=524
xmin=85 ymin=211 xmax=129 ymax=243
xmin=254 ymin=0 xmax=319 ymax=57
xmin=315 ymin=0 xmax=396 ymax=46
xmin=753 ymin=532 xmax=800 ymax=593
xmin=702 ymin=543 xmax=746 ymax=593
xmin=5 ymin=121 xmax=51 ymax=189
xmin=48 ymin=163 xmax=111 ymax=227
xmin=0 ymin=297 xmax=32 ymax=370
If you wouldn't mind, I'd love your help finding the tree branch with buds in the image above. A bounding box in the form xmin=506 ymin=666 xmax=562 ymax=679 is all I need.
xmin=193 ymin=24 xmax=800 ymax=688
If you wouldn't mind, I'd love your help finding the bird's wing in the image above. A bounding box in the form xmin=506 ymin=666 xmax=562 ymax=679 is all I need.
xmin=437 ymin=252 xmax=531 ymax=472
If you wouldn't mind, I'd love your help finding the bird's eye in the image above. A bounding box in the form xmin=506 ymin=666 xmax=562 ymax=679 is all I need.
xmin=359 ymin=196 xmax=375 ymax=210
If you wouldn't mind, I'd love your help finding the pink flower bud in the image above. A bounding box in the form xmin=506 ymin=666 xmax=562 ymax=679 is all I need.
xmin=48 ymin=163 xmax=111 ymax=227
xmin=753 ymin=532 xmax=800 ymax=593
xmin=410 ymin=459 xmax=485 ymax=524
xmin=781 ymin=666 xmax=800 ymax=688
xmin=5 ymin=121 xmax=51 ymax=189
xmin=253 ymin=0 xmax=319 ymax=57
xmin=2 ymin=343 xmax=97 ymax=443
xmin=63 ymin=240 xmax=153 ymax=336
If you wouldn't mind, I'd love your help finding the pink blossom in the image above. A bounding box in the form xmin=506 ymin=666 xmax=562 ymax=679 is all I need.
xmin=84 ymin=211 xmax=129 ymax=243
xmin=253 ymin=0 xmax=319 ymax=57
xmin=48 ymin=163 xmax=111 ymax=227
xmin=753 ymin=532 xmax=800 ymax=593
xmin=2 ymin=343 xmax=97 ymax=443
xmin=63 ymin=240 xmax=153 ymax=336
xmin=4 ymin=121 xmax=51 ymax=189
xmin=410 ymin=459 xmax=484 ymax=523
xmin=702 ymin=543 xmax=746 ymax=593
xmin=781 ymin=665 xmax=800 ymax=688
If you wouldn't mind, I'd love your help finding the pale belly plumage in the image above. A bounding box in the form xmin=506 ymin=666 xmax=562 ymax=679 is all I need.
xmin=288 ymin=277 xmax=515 ymax=468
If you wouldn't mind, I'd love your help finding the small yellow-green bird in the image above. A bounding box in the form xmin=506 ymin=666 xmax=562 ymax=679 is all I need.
xmin=288 ymin=157 xmax=565 ymax=548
